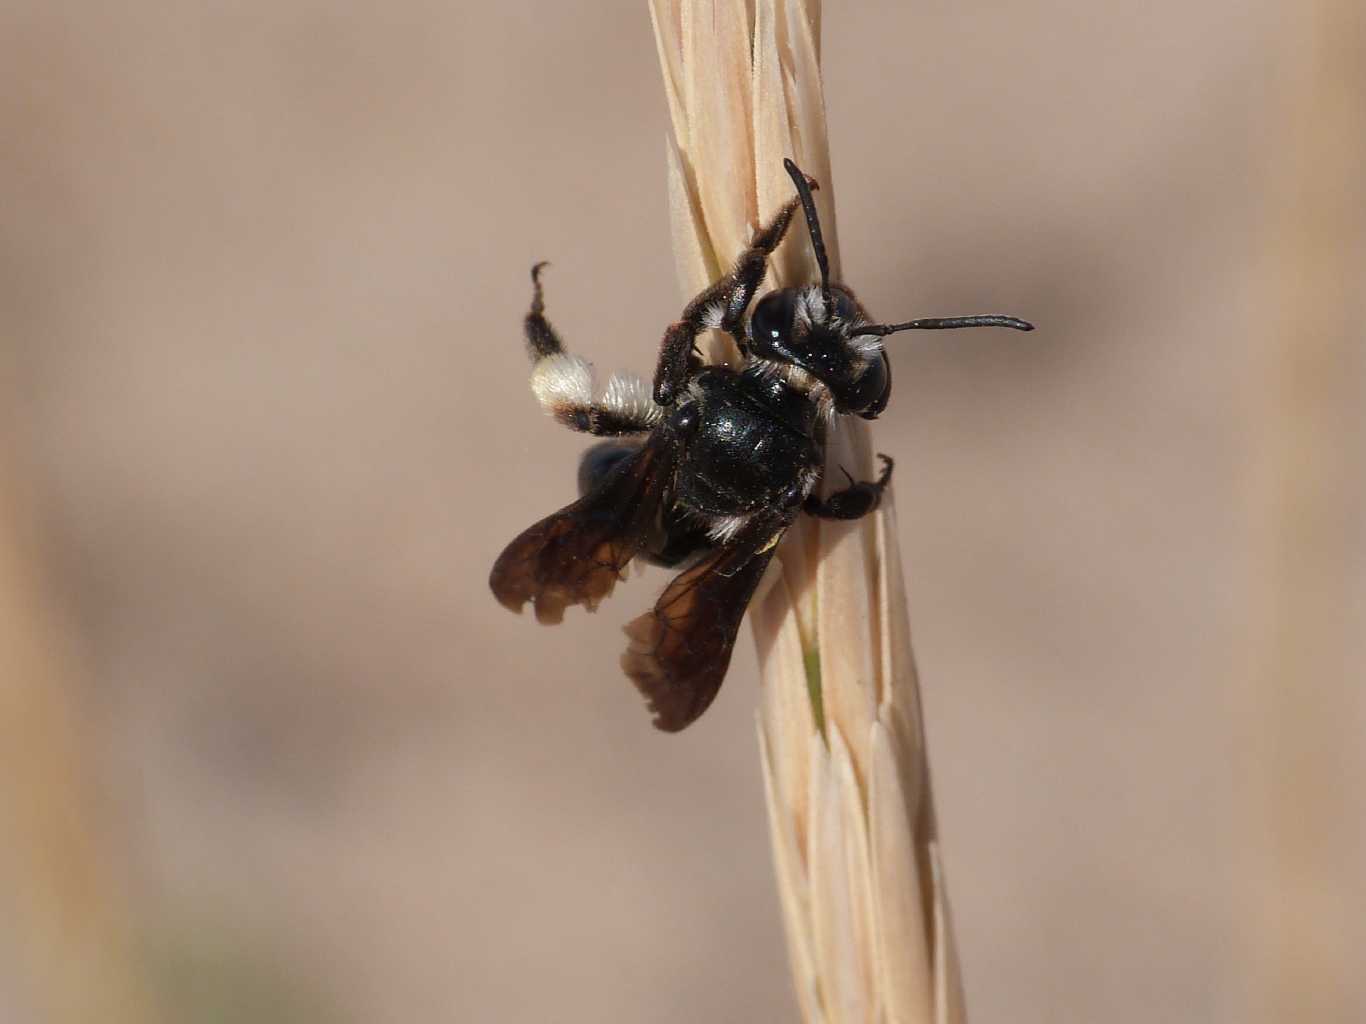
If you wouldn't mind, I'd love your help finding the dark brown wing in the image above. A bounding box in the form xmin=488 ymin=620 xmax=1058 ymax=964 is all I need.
xmin=621 ymin=514 xmax=793 ymax=732
xmin=489 ymin=433 xmax=675 ymax=625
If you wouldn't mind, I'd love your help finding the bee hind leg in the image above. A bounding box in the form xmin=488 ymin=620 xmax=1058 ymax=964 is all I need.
xmin=521 ymin=263 xmax=661 ymax=436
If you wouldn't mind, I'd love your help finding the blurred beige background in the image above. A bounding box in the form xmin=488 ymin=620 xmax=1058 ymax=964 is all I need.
xmin=2 ymin=2 xmax=1363 ymax=1022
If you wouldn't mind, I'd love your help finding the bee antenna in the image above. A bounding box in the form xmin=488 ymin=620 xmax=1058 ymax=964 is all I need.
xmin=782 ymin=158 xmax=832 ymax=313
xmin=859 ymin=315 xmax=1035 ymax=336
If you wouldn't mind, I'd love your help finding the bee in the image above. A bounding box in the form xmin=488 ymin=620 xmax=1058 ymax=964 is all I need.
xmin=490 ymin=160 xmax=1031 ymax=731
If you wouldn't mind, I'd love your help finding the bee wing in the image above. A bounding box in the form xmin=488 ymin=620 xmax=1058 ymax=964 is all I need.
xmin=621 ymin=514 xmax=793 ymax=732
xmin=489 ymin=433 xmax=675 ymax=625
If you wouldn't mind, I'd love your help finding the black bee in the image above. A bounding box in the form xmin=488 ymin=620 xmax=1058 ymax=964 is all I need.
xmin=491 ymin=160 xmax=1031 ymax=732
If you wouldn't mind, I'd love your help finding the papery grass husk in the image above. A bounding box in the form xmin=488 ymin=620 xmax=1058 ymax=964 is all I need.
xmin=649 ymin=2 xmax=965 ymax=1021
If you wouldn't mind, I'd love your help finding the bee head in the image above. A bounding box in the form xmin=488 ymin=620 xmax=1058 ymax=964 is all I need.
xmin=755 ymin=158 xmax=1034 ymax=421
xmin=747 ymin=284 xmax=890 ymax=419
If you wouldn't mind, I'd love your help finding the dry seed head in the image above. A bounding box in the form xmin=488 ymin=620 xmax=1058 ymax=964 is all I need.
xmin=649 ymin=2 xmax=965 ymax=1021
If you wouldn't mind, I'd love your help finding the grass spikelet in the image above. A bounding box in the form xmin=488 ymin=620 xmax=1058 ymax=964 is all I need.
xmin=649 ymin=3 xmax=965 ymax=1020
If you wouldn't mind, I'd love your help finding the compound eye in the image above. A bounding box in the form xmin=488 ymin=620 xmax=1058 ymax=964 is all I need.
xmin=831 ymin=289 xmax=859 ymax=323
xmin=750 ymin=290 xmax=797 ymax=354
xmin=855 ymin=353 xmax=891 ymax=419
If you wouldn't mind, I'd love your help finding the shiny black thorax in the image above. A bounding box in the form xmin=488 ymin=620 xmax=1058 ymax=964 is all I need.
xmin=672 ymin=364 xmax=821 ymax=517
xmin=578 ymin=360 xmax=823 ymax=568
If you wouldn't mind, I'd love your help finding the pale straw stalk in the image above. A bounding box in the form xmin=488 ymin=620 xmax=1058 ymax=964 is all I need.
xmin=649 ymin=3 xmax=964 ymax=1021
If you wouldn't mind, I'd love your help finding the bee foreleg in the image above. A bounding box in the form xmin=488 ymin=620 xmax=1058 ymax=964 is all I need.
xmin=651 ymin=181 xmax=817 ymax=404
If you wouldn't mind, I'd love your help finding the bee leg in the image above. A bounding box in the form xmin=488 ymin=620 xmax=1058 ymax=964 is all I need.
xmin=652 ymin=181 xmax=818 ymax=404
xmin=802 ymin=455 xmax=894 ymax=521
xmin=523 ymin=260 xmax=564 ymax=360
xmin=521 ymin=263 xmax=660 ymax=436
